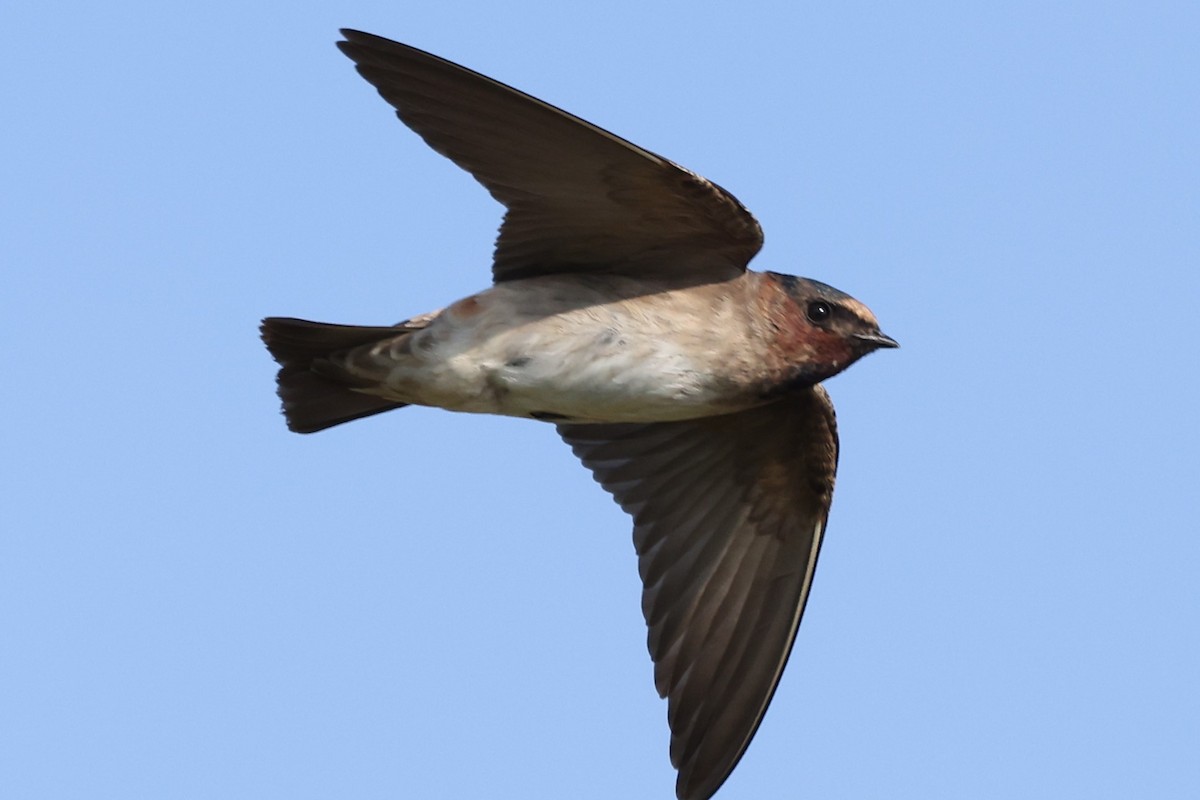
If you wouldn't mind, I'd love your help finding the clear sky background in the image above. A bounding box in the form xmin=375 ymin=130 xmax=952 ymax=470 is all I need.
xmin=3 ymin=2 xmax=1198 ymax=799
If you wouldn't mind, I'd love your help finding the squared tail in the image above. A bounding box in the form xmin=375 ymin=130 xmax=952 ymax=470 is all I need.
xmin=260 ymin=317 xmax=410 ymax=433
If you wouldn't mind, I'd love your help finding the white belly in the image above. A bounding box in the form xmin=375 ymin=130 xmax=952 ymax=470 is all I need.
xmin=375 ymin=277 xmax=755 ymax=423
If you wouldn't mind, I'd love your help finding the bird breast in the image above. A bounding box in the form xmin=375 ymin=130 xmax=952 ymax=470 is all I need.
xmin=384 ymin=274 xmax=778 ymax=422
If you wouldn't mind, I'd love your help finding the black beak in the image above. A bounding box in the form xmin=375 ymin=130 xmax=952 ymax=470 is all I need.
xmin=854 ymin=330 xmax=900 ymax=350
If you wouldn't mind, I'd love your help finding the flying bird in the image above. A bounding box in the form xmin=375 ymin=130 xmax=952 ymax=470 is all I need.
xmin=262 ymin=29 xmax=896 ymax=800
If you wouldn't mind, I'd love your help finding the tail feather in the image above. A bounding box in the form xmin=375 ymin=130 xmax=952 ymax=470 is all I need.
xmin=260 ymin=317 xmax=412 ymax=433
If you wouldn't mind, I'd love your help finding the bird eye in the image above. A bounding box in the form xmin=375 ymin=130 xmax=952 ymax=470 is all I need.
xmin=806 ymin=300 xmax=832 ymax=323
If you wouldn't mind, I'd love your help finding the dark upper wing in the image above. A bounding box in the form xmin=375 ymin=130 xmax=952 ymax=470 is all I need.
xmin=337 ymin=30 xmax=763 ymax=284
xmin=558 ymin=388 xmax=839 ymax=800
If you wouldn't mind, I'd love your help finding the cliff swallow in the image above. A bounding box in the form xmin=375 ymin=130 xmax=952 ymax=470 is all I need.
xmin=262 ymin=29 xmax=896 ymax=800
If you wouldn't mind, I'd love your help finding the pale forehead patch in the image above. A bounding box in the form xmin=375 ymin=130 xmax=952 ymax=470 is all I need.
xmin=776 ymin=274 xmax=881 ymax=327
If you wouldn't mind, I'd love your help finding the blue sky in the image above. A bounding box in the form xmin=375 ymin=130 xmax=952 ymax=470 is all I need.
xmin=3 ymin=2 xmax=1198 ymax=798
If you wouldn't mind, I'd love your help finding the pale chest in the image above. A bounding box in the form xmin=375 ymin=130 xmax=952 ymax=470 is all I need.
xmin=398 ymin=280 xmax=768 ymax=422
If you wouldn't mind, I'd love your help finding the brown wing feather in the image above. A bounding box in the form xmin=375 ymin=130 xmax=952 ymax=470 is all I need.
xmin=559 ymin=387 xmax=839 ymax=800
xmin=336 ymin=30 xmax=763 ymax=283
